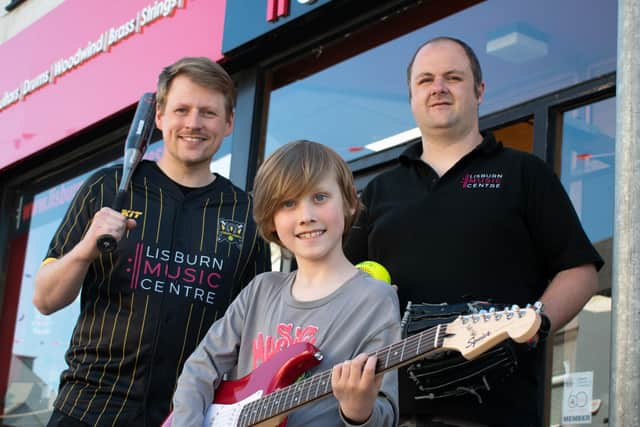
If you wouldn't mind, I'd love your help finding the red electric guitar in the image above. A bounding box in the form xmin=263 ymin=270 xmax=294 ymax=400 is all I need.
xmin=162 ymin=307 xmax=541 ymax=427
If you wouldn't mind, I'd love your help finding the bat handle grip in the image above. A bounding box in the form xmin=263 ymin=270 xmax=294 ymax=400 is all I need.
xmin=96 ymin=191 xmax=127 ymax=253
xmin=96 ymin=234 xmax=118 ymax=253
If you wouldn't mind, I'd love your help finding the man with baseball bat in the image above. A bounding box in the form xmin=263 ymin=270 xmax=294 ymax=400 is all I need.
xmin=33 ymin=57 xmax=271 ymax=426
xmin=345 ymin=37 xmax=603 ymax=426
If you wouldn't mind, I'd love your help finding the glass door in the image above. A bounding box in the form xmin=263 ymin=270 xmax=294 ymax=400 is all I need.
xmin=549 ymin=96 xmax=615 ymax=426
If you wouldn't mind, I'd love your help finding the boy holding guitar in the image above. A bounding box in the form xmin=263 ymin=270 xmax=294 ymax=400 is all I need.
xmin=169 ymin=140 xmax=401 ymax=426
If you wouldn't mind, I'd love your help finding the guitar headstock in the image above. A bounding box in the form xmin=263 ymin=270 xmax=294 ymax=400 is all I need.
xmin=442 ymin=306 xmax=541 ymax=359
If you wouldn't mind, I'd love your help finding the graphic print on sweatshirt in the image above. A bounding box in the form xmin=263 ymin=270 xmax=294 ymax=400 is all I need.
xmin=252 ymin=322 xmax=319 ymax=369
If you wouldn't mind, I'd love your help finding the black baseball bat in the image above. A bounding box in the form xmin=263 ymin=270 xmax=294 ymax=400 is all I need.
xmin=96 ymin=92 xmax=156 ymax=253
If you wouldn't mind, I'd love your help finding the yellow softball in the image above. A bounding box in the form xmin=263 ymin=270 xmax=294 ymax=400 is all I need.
xmin=356 ymin=260 xmax=392 ymax=284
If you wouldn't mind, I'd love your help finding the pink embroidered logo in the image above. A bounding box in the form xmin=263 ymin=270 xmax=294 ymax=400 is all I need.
xmin=461 ymin=172 xmax=503 ymax=189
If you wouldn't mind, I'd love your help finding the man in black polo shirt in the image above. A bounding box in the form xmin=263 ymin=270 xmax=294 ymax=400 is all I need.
xmin=33 ymin=57 xmax=270 ymax=426
xmin=345 ymin=37 xmax=603 ymax=426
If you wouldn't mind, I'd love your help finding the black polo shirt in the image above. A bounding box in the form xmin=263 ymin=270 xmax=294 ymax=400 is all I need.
xmin=46 ymin=161 xmax=271 ymax=426
xmin=345 ymin=133 xmax=603 ymax=425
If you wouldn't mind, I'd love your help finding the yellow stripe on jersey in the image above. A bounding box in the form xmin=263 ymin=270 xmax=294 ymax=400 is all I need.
xmin=141 ymin=177 xmax=149 ymax=240
xmin=94 ymin=292 xmax=135 ymax=426
xmin=231 ymin=213 xmax=260 ymax=302
xmin=80 ymin=246 xmax=119 ymax=420
xmin=230 ymin=192 xmax=250 ymax=295
xmin=89 ymin=284 xmax=123 ymax=424
xmin=58 ymin=181 xmax=98 ymax=255
xmin=174 ymin=304 xmax=194 ymax=384
xmin=58 ymin=177 xmax=108 ymax=413
xmin=125 ymin=180 xmax=134 ymax=239
xmin=226 ymin=187 xmax=238 ymax=258
xmin=169 ymin=305 xmax=212 ymax=411
xmin=214 ymin=191 xmax=224 ymax=254
xmin=112 ymin=294 xmax=150 ymax=426
xmin=155 ymin=187 xmax=163 ymax=244
xmin=71 ymin=252 xmax=108 ymax=417
xmin=200 ymin=198 xmax=210 ymax=252
xmin=51 ymin=174 xmax=102 ymax=255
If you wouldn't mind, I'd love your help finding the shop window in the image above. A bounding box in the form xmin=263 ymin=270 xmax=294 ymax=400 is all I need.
xmin=3 ymin=170 xmax=94 ymax=425
xmin=491 ymin=117 xmax=534 ymax=153
xmin=549 ymin=96 xmax=614 ymax=426
xmin=265 ymin=0 xmax=616 ymax=161
xmin=1 ymin=139 xmax=231 ymax=424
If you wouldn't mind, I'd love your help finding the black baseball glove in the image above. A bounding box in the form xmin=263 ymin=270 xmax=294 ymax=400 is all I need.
xmin=400 ymin=301 xmax=548 ymax=404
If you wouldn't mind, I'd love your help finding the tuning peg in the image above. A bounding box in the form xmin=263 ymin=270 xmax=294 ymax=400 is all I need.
xmin=472 ymin=314 xmax=481 ymax=323
xmin=509 ymin=305 xmax=520 ymax=319
xmin=462 ymin=315 xmax=470 ymax=324
xmin=534 ymin=301 xmax=545 ymax=313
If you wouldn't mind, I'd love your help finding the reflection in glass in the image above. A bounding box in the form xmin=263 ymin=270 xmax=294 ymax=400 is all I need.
xmin=560 ymin=98 xmax=615 ymax=245
xmin=550 ymin=295 xmax=611 ymax=426
xmin=491 ymin=118 xmax=534 ymax=153
xmin=549 ymin=97 xmax=614 ymax=427
xmin=5 ymin=174 xmax=91 ymax=425
xmin=266 ymin=0 xmax=616 ymax=160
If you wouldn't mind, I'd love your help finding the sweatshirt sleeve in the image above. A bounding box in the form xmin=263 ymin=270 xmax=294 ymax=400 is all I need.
xmin=341 ymin=286 xmax=401 ymax=427
xmin=170 ymin=280 xmax=254 ymax=427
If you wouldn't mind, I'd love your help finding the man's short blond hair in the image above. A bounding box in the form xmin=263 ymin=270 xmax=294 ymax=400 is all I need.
xmin=156 ymin=56 xmax=236 ymax=119
xmin=252 ymin=140 xmax=361 ymax=247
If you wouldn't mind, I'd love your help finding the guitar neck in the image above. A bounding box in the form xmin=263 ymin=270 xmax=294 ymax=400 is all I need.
xmin=237 ymin=324 xmax=446 ymax=427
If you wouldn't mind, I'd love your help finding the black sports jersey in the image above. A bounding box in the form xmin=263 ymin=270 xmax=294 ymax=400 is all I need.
xmin=345 ymin=133 xmax=603 ymax=426
xmin=45 ymin=161 xmax=271 ymax=426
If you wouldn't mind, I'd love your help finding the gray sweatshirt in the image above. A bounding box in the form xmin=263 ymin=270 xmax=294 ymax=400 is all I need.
xmin=172 ymin=270 xmax=401 ymax=427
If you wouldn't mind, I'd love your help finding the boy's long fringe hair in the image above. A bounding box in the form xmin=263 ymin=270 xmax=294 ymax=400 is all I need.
xmin=252 ymin=140 xmax=361 ymax=247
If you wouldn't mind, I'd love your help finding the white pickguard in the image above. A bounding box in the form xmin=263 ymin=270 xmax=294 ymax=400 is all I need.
xmin=204 ymin=390 xmax=264 ymax=427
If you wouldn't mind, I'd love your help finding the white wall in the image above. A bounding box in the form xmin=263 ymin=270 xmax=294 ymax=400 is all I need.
xmin=0 ymin=0 xmax=64 ymax=44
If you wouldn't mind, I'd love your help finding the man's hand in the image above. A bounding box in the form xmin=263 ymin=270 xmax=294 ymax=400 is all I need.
xmin=33 ymin=207 xmax=136 ymax=315
xmin=79 ymin=207 xmax=136 ymax=259
xmin=331 ymin=353 xmax=382 ymax=424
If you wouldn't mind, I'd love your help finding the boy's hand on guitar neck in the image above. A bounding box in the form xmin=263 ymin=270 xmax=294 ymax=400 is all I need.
xmin=331 ymin=353 xmax=382 ymax=425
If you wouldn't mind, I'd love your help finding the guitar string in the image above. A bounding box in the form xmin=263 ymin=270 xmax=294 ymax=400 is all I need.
xmin=239 ymin=311 xmax=528 ymax=425
xmin=239 ymin=326 xmax=443 ymax=425
xmin=242 ymin=328 xmax=442 ymax=425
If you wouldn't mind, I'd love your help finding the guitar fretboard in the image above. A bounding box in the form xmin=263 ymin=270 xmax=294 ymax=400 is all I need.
xmin=237 ymin=323 xmax=447 ymax=427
